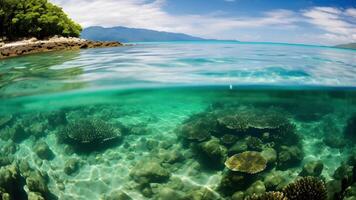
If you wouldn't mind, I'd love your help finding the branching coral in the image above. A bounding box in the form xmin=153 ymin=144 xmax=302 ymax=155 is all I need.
xmin=283 ymin=177 xmax=327 ymax=200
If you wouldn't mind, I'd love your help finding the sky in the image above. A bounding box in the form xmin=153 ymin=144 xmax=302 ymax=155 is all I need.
xmin=50 ymin=0 xmax=356 ymax=45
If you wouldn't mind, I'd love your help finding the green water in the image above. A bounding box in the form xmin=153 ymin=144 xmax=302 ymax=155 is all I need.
xmin=0 ymin=87 xmax=356 ymax=200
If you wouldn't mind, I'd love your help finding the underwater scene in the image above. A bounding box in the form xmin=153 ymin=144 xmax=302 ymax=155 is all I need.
xmin=0 ymin=42 xmax=356 ymax=200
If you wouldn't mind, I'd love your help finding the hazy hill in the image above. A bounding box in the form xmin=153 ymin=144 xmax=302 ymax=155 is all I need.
xmin=334 ymin=43 xmax=356 ymax=50
xmin=81 ymin=26 xmax=207 ymax=42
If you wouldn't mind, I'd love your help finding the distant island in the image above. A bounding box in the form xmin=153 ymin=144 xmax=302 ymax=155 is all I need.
xmin=81 ymin=26 xmax=208 ymax=42
xmin=334 ymin=43 xmax=356 ymax=50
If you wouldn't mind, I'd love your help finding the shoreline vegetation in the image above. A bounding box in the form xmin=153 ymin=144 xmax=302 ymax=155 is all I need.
xmin=0 ymin=0 xmax=122 ymax=59
xmin=0 ymin=36 xmax=122 ymax=59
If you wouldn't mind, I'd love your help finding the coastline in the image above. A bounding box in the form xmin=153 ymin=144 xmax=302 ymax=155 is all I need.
xmin=0 ymin=36 xmax=123 ymax=59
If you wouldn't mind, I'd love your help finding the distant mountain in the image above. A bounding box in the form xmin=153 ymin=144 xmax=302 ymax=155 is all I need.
xmin=81 ymin=26 xmax=207 ymax=42
xmin=334 ymin=43 xmax=356 ymax=50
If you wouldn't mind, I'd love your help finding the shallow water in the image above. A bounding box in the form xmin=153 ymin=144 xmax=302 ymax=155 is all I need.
xmin=0 ymin=42 xmax=356 ymax=200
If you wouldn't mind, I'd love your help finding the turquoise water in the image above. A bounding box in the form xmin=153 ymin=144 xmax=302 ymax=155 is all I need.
xmin=0 ymin=42 xmax=356 ymax=200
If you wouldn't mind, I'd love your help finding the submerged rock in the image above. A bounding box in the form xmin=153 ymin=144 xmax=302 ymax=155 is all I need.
xmin=323 ymin=134 xmax=347 ymax=149
xmin=263 ymin=170 xmax=290 ymax=191
xmin=179 ymin=113 xmax=217 ymax=142
xmin=277 ymin=145 xmax=303 ymax=169
xmin=104 ymin=190 xmax=133 ymax=200
xmin=0 ymin=123 xmax=29 ymax=143
xmin=184 ymin=188 xmax=222 ymax=200
xmin=130 ymin=161 xmax=170 ymax=185
xmin=261 ymin=147 xmax=277 ymax=166
xmin=199 ymin=138 xmax=227 ymax=168
xmin=225 ymin=151 xmax=267 ymax=174
xmin=299 ymin=160 xmax=324 ymax=177
xmin=345 ymin=114 xmax=356 ymax=142
xmin=33 ymin=141 xmax=54 ymax=160
xmin=245 ymin=180 xmax=266 ymax=197
xmin=0 ymin=164 xmax=27 ymax=200
xmin=64 ymin=158 xmax=80 ymax=175
xmin=0 ymin=115 xmax=12 ymax=128
xmin=28 ymin=192 xmax=45 ymax=200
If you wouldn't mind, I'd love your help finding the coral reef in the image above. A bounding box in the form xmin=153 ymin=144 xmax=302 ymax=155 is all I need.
xmin=179 ymin=113 xmax=217 ymax=142
xmin=225 ymin=151 xmax=267 ymax=174
xmin=33 ymin=141 xmax=55 ymax=160
xmin=59 ymin=118 xmax=125 ymax=151
xmin=245 ymin=192 xmax=288 ymax=200
xmin=283 ymin=177 xmax=327 ymax=200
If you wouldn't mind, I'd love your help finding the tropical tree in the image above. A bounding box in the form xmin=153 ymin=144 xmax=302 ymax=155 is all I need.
xmin=0 ymin=0 xmax=82 ymax=40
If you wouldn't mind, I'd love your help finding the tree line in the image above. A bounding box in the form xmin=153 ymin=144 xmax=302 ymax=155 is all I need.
xmin=0 ymin=0 xmax=82 ymax=41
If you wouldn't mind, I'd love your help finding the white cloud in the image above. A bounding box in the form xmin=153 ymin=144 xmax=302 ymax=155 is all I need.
xmin=302 ymin=7 xmax=356 ymax=44
xmin=51 ymin=0 xmax=356 ymax=45
xmin=51 ymin=0 xmax=298 ymax=37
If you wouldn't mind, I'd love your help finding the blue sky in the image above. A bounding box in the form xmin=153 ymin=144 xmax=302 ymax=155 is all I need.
xmin=51 ymin=0 xmax=356 ymax=45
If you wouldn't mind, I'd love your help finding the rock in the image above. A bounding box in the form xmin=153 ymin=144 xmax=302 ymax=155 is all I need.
xmin=345 ymin=114 xmax=356 ymax=142
xmin=104 ymin=190 xmax=132 ymax=200
xmin=25 ymin=170 xmax=49 ymax=196
xmin=228 ymin=140 xmax=248 ymax=155
xmin=277 ymin=145 xmax=303 ymax=169
xmin=0 ymin=37 xmax=122 ymax=59
xmin=326 ymin=180 xmax=342 ymax=200
xmin=323 ymin=134 xmax=346 ymax=149
xmin=299 ymin=160 xmax=324 ymax=177
xmin=0 ymin=155 xmax=13 ymax=167
xmin=28 ymin=192 xmax=45 ymax=200
xmin=28 ymin=122 xmax=48 ymax=138
xmin=344 ymin=184 xmax=356 ymax=200
xmin=264 ymin=170 xmax=290 ymax=191
xmin=130 ymin=160 xmax=170 ymax=185
xmin=179 ymin=113 xmax=217 ymax=142
xmin=245 ymin=181 xmax=266 ymax=197
xmin=231 ymin=191 xmax=245 ymax=200
xmin=199 ymin=138 xmax=227 ymax=168
xmin=184 ymin=188 xmax=222 ymax=200
xmin=0 ymin=164 xmax=27 ymax=199
xmin=333 ymin=164 xmax=354 ymax=186
xmin=225 ymin=151 xmax=267 ymax=174
xmin=218 ymin=171 xmax=253 ymax=195
xmin=157 ymin=187 xmax=183 ymax=200
xmin=261 ymin=147 xmax=277 ymax=166
xmin=33 ymin=141 xmax=54 ymax=160
xmin=0 ymin=115 xmax=12 ymax=128
xmin=0 ymin=123 xmax=28 ymax=143
xmin=2 ymin=142 xmax=17 ymax=155
xmin=220 ymin=134 xmax=238 ymax=146
xmin=64 ymin=158 xmax=80 ymax=175
xmin=47 ymin=110 xmax=67 ymax=126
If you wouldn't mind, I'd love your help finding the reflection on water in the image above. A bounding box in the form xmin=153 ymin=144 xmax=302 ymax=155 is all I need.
xmin=0 ymin=50 xmax=85 ymax=98
xmin=0 ymin=42 xmax=356 ymax=99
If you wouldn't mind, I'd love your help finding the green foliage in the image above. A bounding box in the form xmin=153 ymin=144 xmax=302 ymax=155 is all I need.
xmin=0 ymin=0 xmax=82 ymax=40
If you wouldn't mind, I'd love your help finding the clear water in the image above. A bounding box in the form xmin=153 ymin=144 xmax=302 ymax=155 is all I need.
xmin=0 ymin=42 xmax=356 ymax=200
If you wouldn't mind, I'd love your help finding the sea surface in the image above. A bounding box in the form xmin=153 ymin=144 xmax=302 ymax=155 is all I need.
xmin=0 ymin=41 xmax=355 ymax=200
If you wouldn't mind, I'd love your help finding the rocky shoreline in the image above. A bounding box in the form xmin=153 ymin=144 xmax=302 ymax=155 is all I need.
xmin=0 ymin=36 xmax=122 ymax=59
